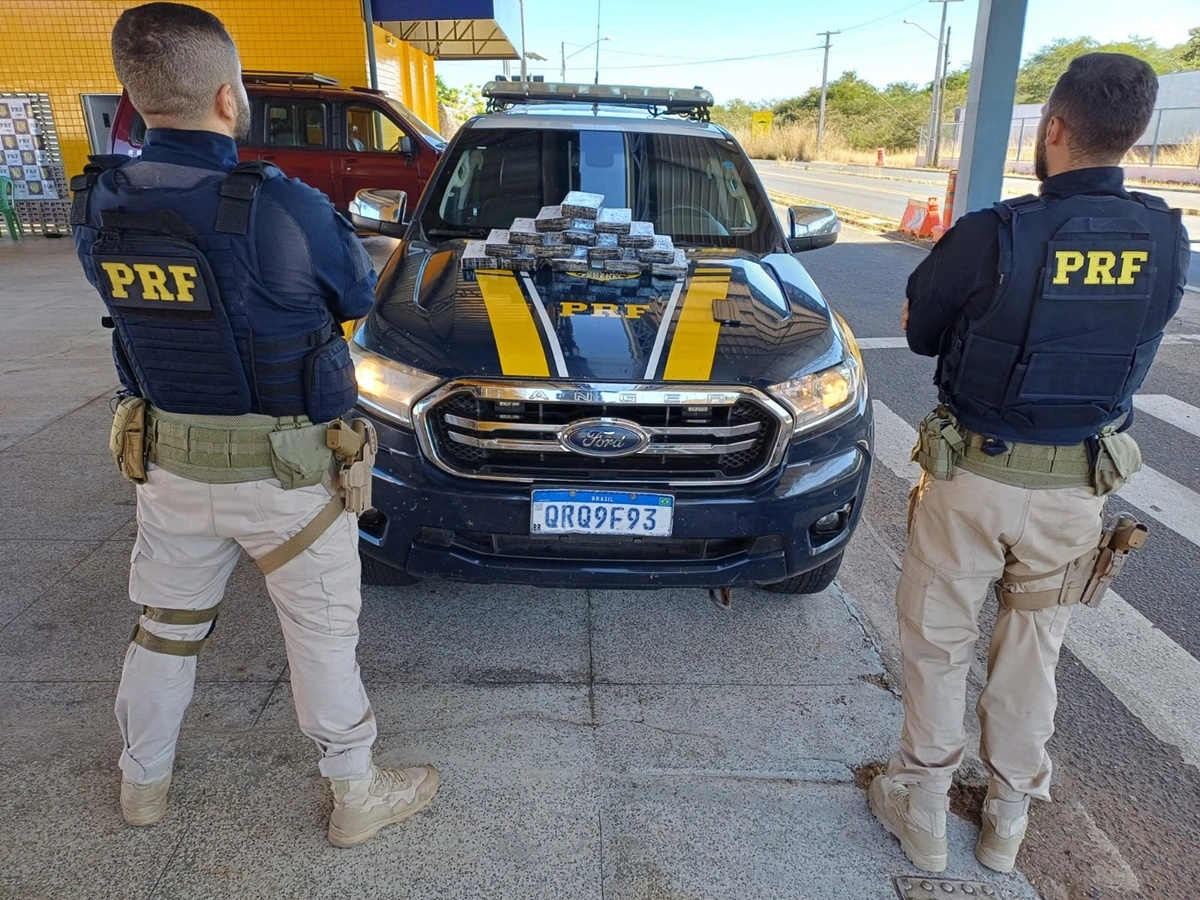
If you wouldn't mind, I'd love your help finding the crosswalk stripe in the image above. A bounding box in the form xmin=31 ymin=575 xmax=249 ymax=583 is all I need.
xmin=871 ymin=400 xmax=1200 ymax=552
xmin=869 ymin=398 xmax=1200 ymax=770
xmin=1135 ymin=394 xmax=1200 ymax=440
xmin=1065 ymin=588 xmax=1200 ymax=769
xmin=868 ymin=405 xmax=1200 ymax=772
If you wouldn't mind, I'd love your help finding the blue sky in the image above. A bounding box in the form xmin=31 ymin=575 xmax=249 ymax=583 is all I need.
xmin=434 ymin=0 xmax=1199 ymax=104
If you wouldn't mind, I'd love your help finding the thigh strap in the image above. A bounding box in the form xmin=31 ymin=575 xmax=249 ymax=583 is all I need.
xmin=130 ymin=603 xmax=221 ymax=656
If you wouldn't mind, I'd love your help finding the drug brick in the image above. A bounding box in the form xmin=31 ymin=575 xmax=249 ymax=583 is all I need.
xmin=594 ymin=207 xmax=632 ymax=234
xmin=618 ymin=221 xmax=655 ymax=248
xmin=637 ymin=235 xmax=675 ymax=263
xmin=560 ymin=191 xmax=604 ymax=219
xmin=534 ymin=205 xmax=571 ymax=231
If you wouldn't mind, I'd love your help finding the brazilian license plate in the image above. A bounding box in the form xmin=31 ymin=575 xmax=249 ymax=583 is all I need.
xmin=530 ymin=489 xmax=674 ymax=537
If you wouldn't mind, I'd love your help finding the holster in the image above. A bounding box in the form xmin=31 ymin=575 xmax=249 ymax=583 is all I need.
xmin=327 ymin=418 xmax=377 ymax=516
xmin=110 ymin=396 xmax=148 ymax=484
xmin=995 ymin=514 xmax=1149 ymax=611
xmin=912 ymin=407 xmax=965 ymax=481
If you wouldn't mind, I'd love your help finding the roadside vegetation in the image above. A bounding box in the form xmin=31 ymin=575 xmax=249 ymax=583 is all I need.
xmin=717 ymin=28 xmax=1200 ymax=168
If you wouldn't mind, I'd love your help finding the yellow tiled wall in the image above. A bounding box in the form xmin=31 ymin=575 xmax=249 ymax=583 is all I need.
xmin=0 ymin=0 xmax=439 ymax=180
xmin=374 ymin=24 xmax=438 ymax=125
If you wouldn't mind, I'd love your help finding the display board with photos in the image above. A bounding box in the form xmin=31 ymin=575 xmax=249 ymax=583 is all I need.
xmin=0 ymin=93 xmax=70 ymax=234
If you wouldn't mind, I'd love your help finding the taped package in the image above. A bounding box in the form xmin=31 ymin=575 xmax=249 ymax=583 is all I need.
xmin=561 ymin=191 xmax=604 ymax=220
xmin=618 ymin=221 xmax=655 ymax=248
xmin=594 ymin=207 xmax=632 ymax=234
xmin=535 ymin=205 xmax=571 ymax=231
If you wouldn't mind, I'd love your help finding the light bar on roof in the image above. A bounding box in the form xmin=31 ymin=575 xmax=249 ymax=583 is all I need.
xmin=481 ymin=81 xmax=714 ymax=109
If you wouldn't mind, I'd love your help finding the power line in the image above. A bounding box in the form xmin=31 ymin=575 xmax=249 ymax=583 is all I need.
xmin=600 ymin=44 xmax=825 ymax=70
xmin=839 ymin=0 xmax=926 ymax=32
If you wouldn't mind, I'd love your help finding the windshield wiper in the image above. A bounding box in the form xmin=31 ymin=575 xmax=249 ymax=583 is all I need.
xmin=426 ymin=227 xmax=487 ymax=239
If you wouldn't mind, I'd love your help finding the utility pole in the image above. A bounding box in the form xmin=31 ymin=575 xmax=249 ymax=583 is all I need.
xmin=925 ymin=0 xmax=962 ymax=166
xmin=519 ymin=0 xmax=528 ymax=81
xmin=933 ymin=25 xmax=951 ymax=165
xmin=561 ymin=41 xmax=566 ymax=82
xmin=594 ymin=0 xmax=602 ymax=84
xmin=816 ymin=30 xmax=839 ymax=154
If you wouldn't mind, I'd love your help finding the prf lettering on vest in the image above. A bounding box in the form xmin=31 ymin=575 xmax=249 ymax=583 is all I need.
xmin=559 ymin=301 xmax=651 ymax=319
xmin=99 ymin=261 xmax=199 ymax=302
xmin=1052 ymin=249 xmax=1150 ymax=286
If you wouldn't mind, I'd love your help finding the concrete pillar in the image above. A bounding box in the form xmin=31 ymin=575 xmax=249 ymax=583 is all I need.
xmin=954 ymin=0 xmax=1029 ymax=222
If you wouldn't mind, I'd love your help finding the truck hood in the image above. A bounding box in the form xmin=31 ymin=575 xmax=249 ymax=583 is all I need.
xmin=362 ymin=243 xmax=845 ymax=386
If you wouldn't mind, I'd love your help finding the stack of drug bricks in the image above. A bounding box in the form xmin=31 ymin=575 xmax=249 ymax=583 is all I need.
xmin=461 ymin=191 xmax=688 ymax=278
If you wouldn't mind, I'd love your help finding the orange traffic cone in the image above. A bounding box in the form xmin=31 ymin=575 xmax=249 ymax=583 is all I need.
xmin=917 ymin=198 xmax=939 ymax=238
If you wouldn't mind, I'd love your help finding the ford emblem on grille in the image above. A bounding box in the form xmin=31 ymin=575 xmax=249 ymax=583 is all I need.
xmin=559 ymin=418 xmax=651 ymax=458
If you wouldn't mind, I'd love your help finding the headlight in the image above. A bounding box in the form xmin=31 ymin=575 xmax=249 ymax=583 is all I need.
xmin=770 ymin=354 xmax=864 ymax=435
xmin=349 ymin=340 xmax=441 ymax=428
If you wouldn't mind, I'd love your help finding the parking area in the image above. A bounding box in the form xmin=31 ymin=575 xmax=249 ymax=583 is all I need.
xmin=0 ymin=235 xmax=1044 ymax=899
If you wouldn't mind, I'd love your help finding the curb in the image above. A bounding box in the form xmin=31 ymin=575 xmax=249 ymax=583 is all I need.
xmin=769 ymin=189 xmax=933 ymax=249
xmin=759 ymin=160 xmax=1200 ymax=213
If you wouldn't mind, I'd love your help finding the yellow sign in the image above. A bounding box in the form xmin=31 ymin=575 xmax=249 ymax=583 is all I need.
xmin=751 ymin=111 xmax=774 ymax=139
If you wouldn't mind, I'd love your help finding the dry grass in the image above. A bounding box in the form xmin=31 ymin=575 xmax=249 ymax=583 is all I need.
xmin=1122 ymin=134 xmax=1200 ymax=168
xmin=731 ymin=123 xmax=918 ymax=167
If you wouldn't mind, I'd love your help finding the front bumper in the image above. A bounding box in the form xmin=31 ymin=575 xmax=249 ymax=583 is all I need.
xmin=356 ymin=409 xmax=872 ymax=589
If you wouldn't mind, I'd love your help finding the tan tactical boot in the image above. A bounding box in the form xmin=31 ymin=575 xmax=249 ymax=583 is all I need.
xmin=975 ymin=794 xmax=1030 ymax=874
xmin=120 ymin=772 xmax=171 ymax=826
xmin=327 ymin=763 xmax=440 ymax=848
xmin=868 ymin=775 xmax=949 ymax=873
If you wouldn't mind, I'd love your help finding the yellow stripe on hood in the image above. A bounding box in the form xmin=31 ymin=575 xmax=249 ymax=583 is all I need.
xmin=475 ymin=270 xmax=551 ymax=376
xmin=662 ymin=268 xmax=733 ymax=381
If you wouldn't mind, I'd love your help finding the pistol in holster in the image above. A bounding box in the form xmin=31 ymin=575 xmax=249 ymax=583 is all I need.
xmin=109 ymin=396 xmax=148 ymax=484
xmin=995 ymin=514 xmax=1149 ymax=611
xmin=912 ymin=407 xmax=965 ymax=481
xmin=1078 ymin=514 xmax=1149 ymax=608
xmin=326 ymin=417 xmax=377 ymax=516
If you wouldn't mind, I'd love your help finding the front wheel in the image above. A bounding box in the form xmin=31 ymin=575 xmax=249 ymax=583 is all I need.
xmin=756 ymin=552 xmax=844 ymax=595
xmin=361 ymin=553 xmax=419 ymax=587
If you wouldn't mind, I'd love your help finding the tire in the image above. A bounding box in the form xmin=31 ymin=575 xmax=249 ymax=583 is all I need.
xmin=360 ymin=553 xmax=419 ymax=587
xmin=757 ymin=552 xmax=844 ymax=595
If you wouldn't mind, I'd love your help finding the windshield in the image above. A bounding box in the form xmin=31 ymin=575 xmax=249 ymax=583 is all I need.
xmin=420 ymin=126 xmax=778 ymax=253
xmin=386 ymin=98 xmax=446 ymax=147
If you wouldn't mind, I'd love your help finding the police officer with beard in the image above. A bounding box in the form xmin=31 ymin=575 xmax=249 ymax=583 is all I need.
xmin=869 ymin=54 xmax=1190 ymax=874
xmin=71 ymin=3 xmax=439 ymax=847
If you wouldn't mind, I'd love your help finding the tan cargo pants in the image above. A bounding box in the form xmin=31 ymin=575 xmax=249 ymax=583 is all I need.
xmin=115 ymin=466 xmax=376 ymax=784
xmin=888 ymin=468 xmax=1106 ymax=802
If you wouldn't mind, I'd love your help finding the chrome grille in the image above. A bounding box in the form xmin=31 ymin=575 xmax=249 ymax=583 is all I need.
xmin=413 ymin=382 xmax=791 ymax=485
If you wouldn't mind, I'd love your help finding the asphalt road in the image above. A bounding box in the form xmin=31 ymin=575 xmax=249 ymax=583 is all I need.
xmin=795 ymin=224 xmax=1200 ymax=900
xmin=754 ymin=161 xmax=1200 ymax=289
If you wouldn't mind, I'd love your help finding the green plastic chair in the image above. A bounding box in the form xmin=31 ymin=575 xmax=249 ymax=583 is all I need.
xmin=1 ymin=175 xmax=22 ymax=239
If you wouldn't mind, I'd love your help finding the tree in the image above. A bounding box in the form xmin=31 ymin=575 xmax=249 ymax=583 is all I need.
xmin=773 ymin=71 xmax=930 ymax=150
xmin=436 ymin=76 xmax=484 ymax=115
xmin=1181 ymin=26 xmax=1200 ymax=66
xmin=710 ymin=97 xmax=771 ymax=130
xmin=1015 ymin=32 xmax=1200 ymax=103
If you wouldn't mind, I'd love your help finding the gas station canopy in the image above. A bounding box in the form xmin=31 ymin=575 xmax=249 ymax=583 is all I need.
xmin=371 ymin=0 xmax=521 ymax=60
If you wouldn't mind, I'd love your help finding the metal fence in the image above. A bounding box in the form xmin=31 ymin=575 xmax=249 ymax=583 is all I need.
xmin=918 ymin=106 xmax=1200 ymax=169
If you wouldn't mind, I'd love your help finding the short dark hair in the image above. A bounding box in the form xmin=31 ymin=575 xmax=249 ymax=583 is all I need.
xmin=111 ymin=3 xmax=240 ymax=126
xmin=1046 ymin=53 xmax=1158 ymax=163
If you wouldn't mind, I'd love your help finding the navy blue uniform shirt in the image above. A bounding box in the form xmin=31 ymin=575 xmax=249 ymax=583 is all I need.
xmin=905 ymin=167 xmax=1191 ymax=357
xmin=138 ymin=128 xmax=377 ymax=331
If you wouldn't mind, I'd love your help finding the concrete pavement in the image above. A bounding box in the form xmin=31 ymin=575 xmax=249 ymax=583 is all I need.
xmin=0 ymin=235 xmax=1041 ymax=900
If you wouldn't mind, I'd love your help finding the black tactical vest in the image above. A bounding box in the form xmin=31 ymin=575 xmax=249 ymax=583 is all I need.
xmin=937 ymin=191 xmax=1183 ymax=444
xmin=71 ymin=157 xmax=356 ymax=422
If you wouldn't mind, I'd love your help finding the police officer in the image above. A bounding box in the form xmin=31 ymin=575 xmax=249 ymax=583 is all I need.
xmin=71 ymin=3 xmax=439 ymax=847
xmin=869 ymin=53 xmax=1190 ymax=874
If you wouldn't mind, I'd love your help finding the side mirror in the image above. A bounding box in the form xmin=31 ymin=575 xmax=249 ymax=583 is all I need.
xmin=399 ymin=135 xmax=414 ymax=157
xmin=786 ymin=205 xmax=840 ymax=253
xmin=349 ymin=188 xmax=408 ymax=238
